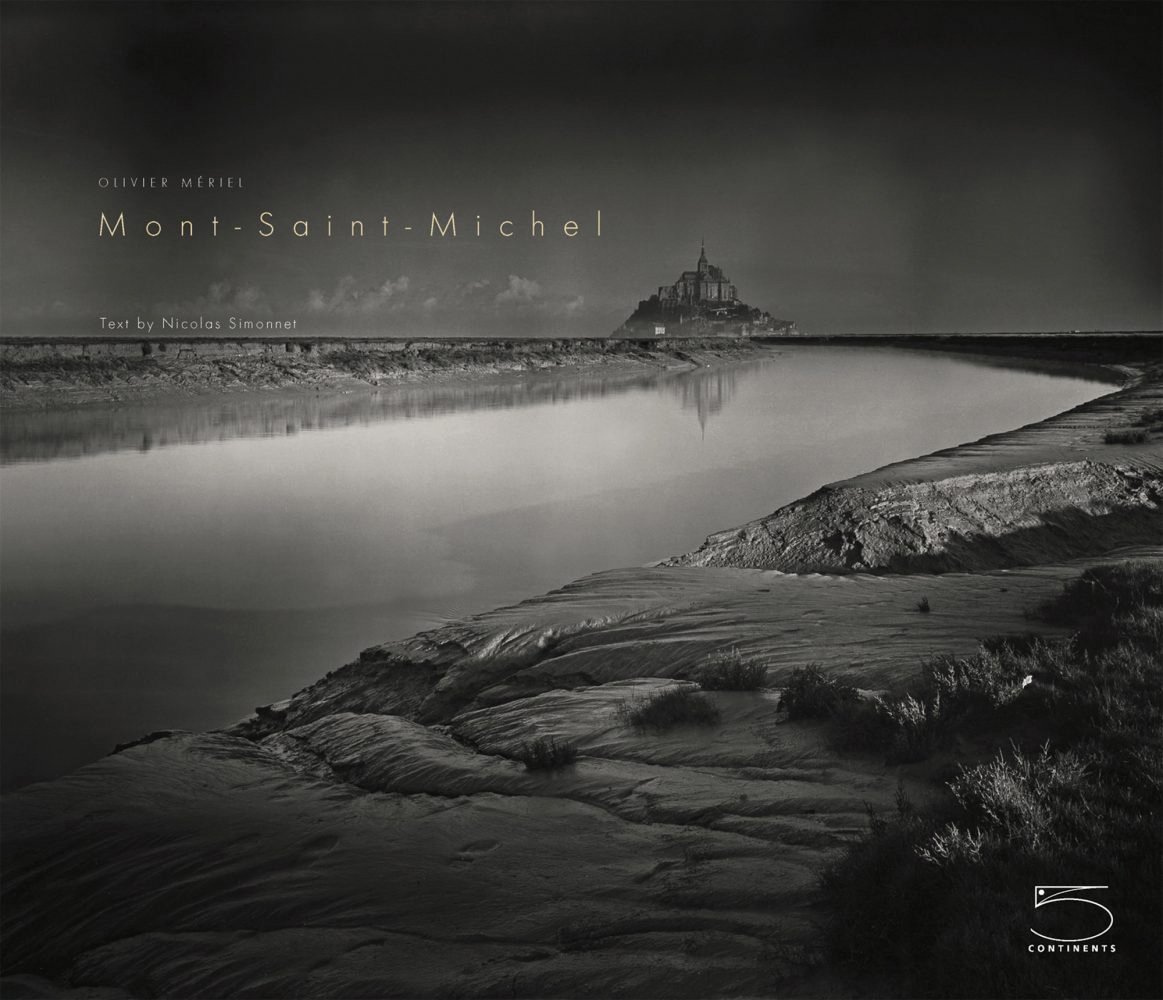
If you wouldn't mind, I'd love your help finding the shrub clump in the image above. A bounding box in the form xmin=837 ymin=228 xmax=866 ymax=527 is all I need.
xmin=620 ymin=686 xmax=721 ymax=731
xmin=697 ymin=648 xmax=768 ymax=691
xmin=827 ymin=640 xmax=1057 ymax=760
xmin=829 ymin=688 xmax=950 ymax=762
xmin=824 ymin=739 xmax=1160 ymax=998
xmin=779 ymin=664 xmax=858 ymax=720
xmin=1039 ymin=560 xmax=1163 ymax=650
xmin=517 ymin=736 xmax=578 ymax=771
xmin=1103 ymin=427 xmax=1149 ymax=444
xmin=820 ymin=560 xmax=1163 ymax=999
xmin=921 ymin=643 xmax=1040 ymax=713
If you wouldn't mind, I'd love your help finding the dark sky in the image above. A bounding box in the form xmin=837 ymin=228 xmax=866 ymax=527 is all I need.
xmin=1 ymin=1 xmax=1160 ymax=336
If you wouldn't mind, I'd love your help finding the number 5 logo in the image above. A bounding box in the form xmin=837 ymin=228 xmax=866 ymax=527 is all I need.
xmin=1032 ymin=885 xmax=1114 ymax=943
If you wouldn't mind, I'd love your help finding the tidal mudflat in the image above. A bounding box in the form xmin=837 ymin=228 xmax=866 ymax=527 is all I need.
xmin=1 ymin=344 xmax=1110 ymax=789
xmin=1 ymin=337 xmax=1160 ymax=999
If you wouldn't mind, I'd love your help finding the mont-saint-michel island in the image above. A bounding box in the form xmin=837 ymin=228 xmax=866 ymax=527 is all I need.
xmin=615 ymin=242 xmax=797 ymax=338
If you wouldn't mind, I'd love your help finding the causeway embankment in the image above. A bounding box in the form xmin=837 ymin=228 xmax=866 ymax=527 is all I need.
xmin=2 ymin=332 xmax=1157 ymax=410
xmin=0 ymin=336 xmax=765 ymax=409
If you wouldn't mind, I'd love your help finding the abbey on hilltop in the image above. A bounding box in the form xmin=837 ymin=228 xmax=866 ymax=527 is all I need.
xmin=614 ymin=242 xmax=796 ymax=338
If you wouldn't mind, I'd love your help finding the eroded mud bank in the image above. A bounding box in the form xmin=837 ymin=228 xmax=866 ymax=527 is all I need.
xmin=669 ymin=368 xmax=1162 ymax=573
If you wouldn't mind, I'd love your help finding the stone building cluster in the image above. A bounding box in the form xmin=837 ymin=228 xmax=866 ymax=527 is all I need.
xmin=615 ymin=242 xmax=796 ymax=338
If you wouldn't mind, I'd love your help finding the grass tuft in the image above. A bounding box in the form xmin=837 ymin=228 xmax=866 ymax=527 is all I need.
xmin=779 ymin=664 xmax=858 ymax=720
xmin=619 ymin=686 xmax=721 ymax=730
xmin=517 ymin=735 xmax=578 ymax=771
xmin=697 ymin=648 xmax=768 ymax=690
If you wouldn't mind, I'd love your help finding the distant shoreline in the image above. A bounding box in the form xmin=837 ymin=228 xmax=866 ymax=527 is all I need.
xmin=1 ymin=332 xmax=1158 ymax=412
xmin=1 ymin=330 xmax=1159 ymax=350
xmin=0 ymin=337 xmax=764 ymax=411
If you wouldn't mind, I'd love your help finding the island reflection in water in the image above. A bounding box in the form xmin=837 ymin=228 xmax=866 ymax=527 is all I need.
xmin=0 ymin=346 xmax=1110 ymax=789
xmin=0 ymin=364 xmax=742 ymax=465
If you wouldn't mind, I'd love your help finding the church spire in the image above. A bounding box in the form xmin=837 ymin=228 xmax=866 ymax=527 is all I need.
xmin=697 ymin=238 xmax=708 ymax=273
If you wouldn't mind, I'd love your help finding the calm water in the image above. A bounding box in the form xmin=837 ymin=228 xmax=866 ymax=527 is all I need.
xmin=0 ymin=346 xmax=1109 ymax=788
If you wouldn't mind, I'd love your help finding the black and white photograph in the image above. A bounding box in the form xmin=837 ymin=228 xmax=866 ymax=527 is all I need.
xmin=1 ymin=2 xmax=1160 ymax=997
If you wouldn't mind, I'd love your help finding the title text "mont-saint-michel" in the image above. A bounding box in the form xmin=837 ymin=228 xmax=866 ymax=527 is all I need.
xmin=97 ymin=211 xmax=602 ymax=239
